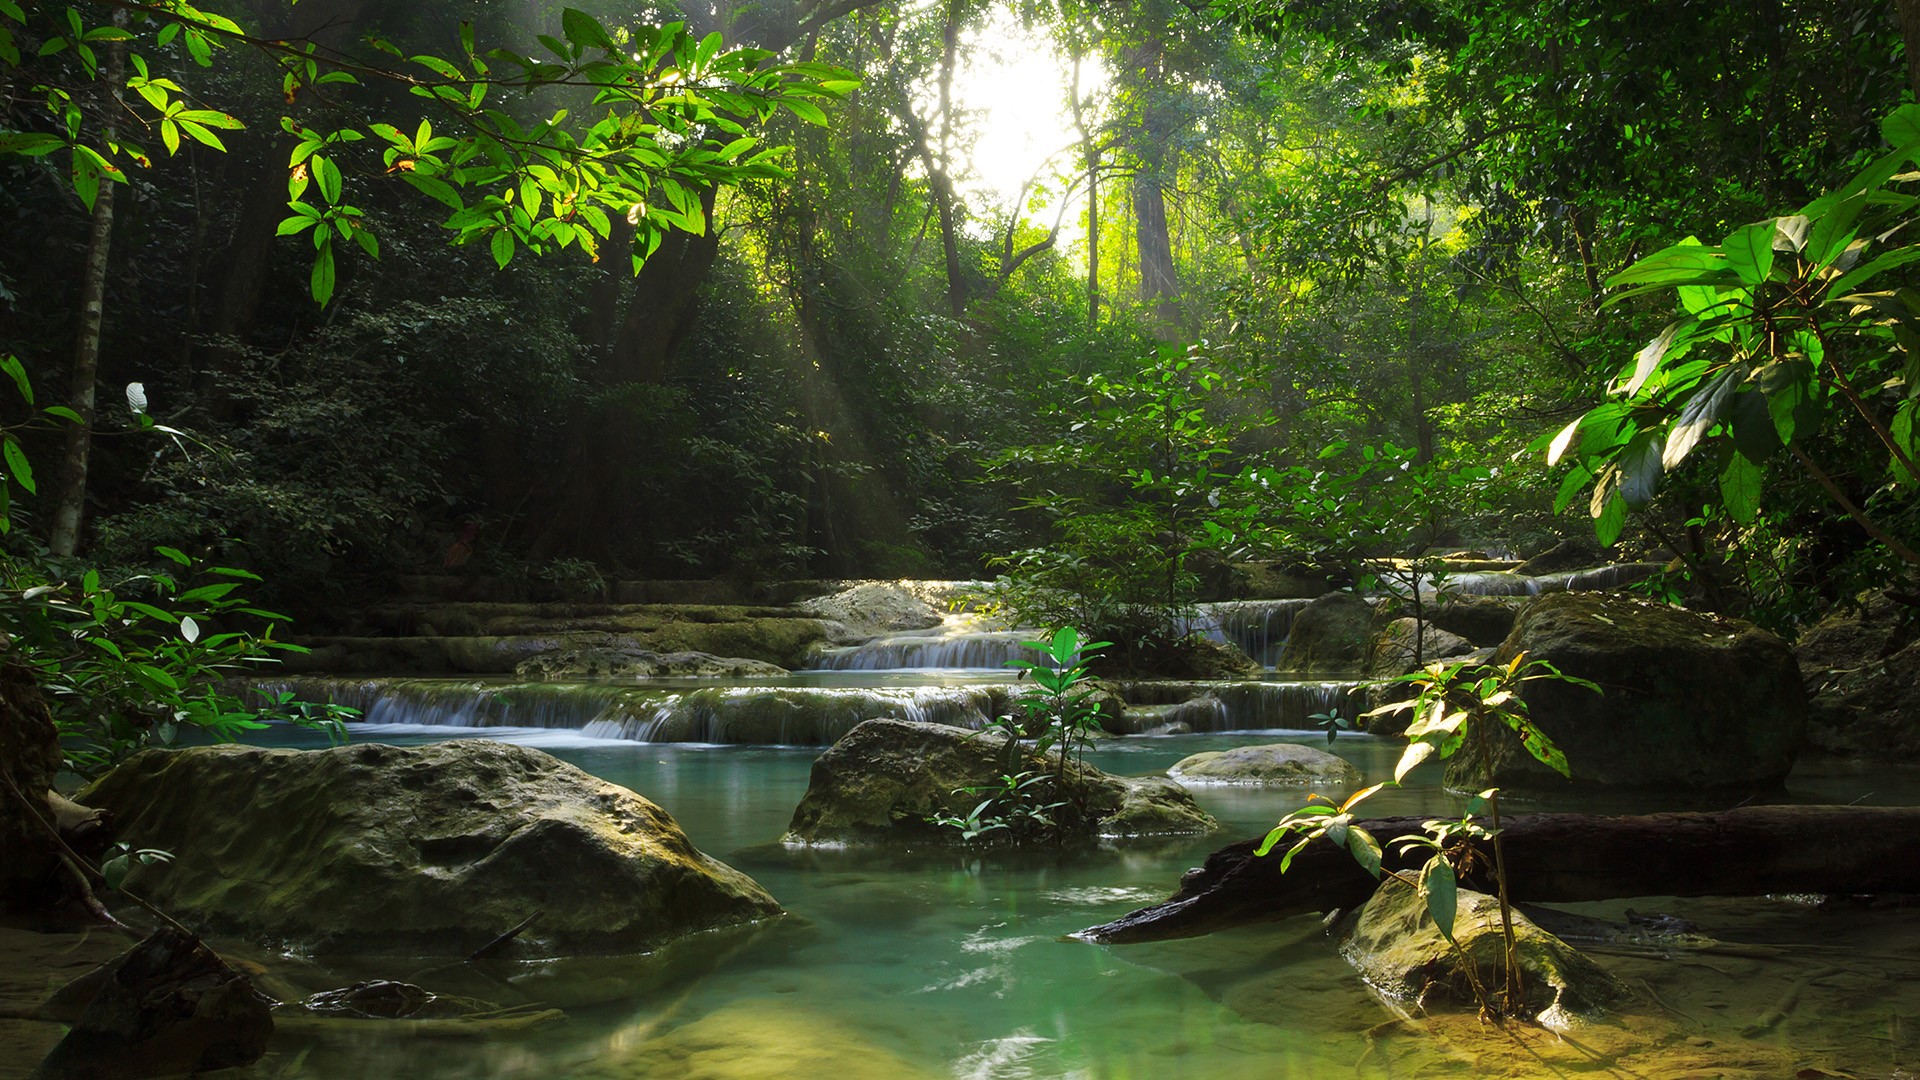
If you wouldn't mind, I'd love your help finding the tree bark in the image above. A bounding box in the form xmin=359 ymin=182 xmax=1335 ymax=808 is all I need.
xmin=1899 ymin=0 xmax=1920 ymax=101
xmin=48 ymin=10 xmax=126 ymax=557
xmin=1076 ymin=805 xmax=1920 ymax=944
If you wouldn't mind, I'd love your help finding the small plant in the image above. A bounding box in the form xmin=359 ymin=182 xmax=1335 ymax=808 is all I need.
xmin=1309 ymin=707 xmax=1352 ymax=744
xmin=1257 ymin=652 xmax=1599 ymax=1018
xmin=100 ymin=843 xmax=173 ymax=892
xmin=930 ymin=626 xmax=1108 ymax=845
xmin=0 ymin=550 xmax=358 ymax=777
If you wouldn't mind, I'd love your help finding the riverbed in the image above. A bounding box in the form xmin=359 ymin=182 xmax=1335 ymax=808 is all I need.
xmin=7 ymin=710 xmax=1917 ymax=1079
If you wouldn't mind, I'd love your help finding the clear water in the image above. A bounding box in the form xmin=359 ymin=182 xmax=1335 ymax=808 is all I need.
xmin=68 ymin=720 xmax=1912 ymax=1080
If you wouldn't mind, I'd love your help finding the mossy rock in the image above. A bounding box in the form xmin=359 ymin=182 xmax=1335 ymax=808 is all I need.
xmin=1337 ymin=879 xmax=1629 ymax=1023
xmin=1450 ymin=591 xmax=1807 ymax=789
xmin=1274 ymin=592 xmax=1377 ymax=676
xmin=1167 ymin=743 xmax=1362 ymax=787
xmin=1795 ymin=591 xmax=1920 ymax=760
xmin=1367 ymin=617 xmax=1474 ymax=677
xmin=79 ymin=741 xmax=782 ymax=956
xmin=515 ymin=647 xmax=788 ymax=680
xmin=782 ymin=718 xmax=1217 ymax=846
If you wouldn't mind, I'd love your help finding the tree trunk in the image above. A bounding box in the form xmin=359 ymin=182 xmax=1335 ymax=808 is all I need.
xmin=1898 ymin=0 xmax=1920 ymax=101
xmin=1076 ymin=805 xmax=1920 ymax=944
xmin=48 ymin=12 xmax=125 ymax=557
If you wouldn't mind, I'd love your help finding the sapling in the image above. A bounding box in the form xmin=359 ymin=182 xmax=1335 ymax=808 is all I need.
xmin=1257 ymin=651 xmax=1599 ymax=1017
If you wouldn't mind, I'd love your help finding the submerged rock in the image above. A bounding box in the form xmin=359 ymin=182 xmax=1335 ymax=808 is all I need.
xmin=1337 ymin=879 xmax=1629 ymax=1024
xmin=1167 ymin=743 xmax=1362 ymax=787
xmin=515 ymin=646 xmax=788 ymax=680
xmin=1449 ymin=591 xmax=1807 ymax=789
xmin=1366 ymin=617 xmax=1475 ymax=677
xmin=1274 ymin=592 xmax=1377 ymax=676
xmin=1795 ymin=590 xmax=1920 ymax=760
xmin=571 ymin=998 xmax=941 ymax=1080
xmin=79 ymin=741 xmax=782 ymax=956
xmin=782 ymin=718 xmax=1216 ymax=846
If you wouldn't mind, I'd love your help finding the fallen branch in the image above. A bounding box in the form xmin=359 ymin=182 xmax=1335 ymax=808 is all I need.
xmin=1076 ymin=805 xmax=1920 ymax=944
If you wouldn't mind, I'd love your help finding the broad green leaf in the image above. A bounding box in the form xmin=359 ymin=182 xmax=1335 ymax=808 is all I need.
xmin=1423 ymin=859 xmax=1458 ymax=939
xmin=2 ymin=435 xmax=33 ymax=494
xmin=1828 ymin=246 xmax=1920 ymax=299
xmin=1663 ymin=365 xmax=1740 ymax=469
xmin=1346 ymin=826 xmax=1382 ymax=879
xmin=1617 ymin=430 xmax=1665 ymax=507
xmin=560 ymin=8 xmax=615 ymax=51
xmin=0 ymin=353 xmax=30 ymax=404
xmin=1720 ymin=451 xmax=1764 ymax=523
xmin=1594 ymin=490 xmax=1627 ymax=546
xmin=310 ymin=243 xmax=335 ymax=305
xmin=1605 ymin=239 xmax=1723 ymax=289
xmin=1883 ymin=104 xmax=1920 ymax=155
xmin=1395 ymin=739 xmax=1436 ymax=782
xmin=491 ymin=228 xmax=514 ymax=268
xmin=1622 ymin=323 xmax=1682 ymax=399
xmin=1725 ymin=222 xmax=1775 ymax=286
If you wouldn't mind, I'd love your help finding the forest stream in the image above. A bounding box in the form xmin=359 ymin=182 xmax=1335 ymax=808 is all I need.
xmin=6 ymin=664 xmax=1917 ymax=1080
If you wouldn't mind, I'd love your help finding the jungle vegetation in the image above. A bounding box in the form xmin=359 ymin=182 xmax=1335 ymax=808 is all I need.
xmin=3 ymin=0 xmax=1918 ymax=650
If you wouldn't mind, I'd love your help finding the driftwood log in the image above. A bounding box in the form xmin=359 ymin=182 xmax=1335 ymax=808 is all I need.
xmin=1076 ymin=805 xmax=1920 ymax=944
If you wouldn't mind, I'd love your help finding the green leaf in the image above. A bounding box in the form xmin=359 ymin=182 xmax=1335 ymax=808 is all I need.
xmin=0 ymin=132 xmax=65 ymax=157
xmin=560 ymin=8 xmax=615 ymax=51
xmin=1883 ymin=104 xmax=1920 ymax=154
xmin=1422 ymin=859 xmax=1458 ymax=939
xmin=1725 ymin=222 xmax=1776 ymax=286
xmin=1720 ymin=452 xmax=1764 ymax=524
xmin=1663 ymin=365 xmax=1740 ymax=470
xmin=154 ymin=546 xmax=191 ymax=566
xmin=1346 ymin=826 xmax=1382 ymax=879
xmin=1828 ymin=246 xmax=1920 ymax=300
xmin=1622 ymin=323 xmax=1683 ymax=399
xmin=177 ymin=583 xmax=241 ymax=603
xmin=1395 ymin=739 xmax=1436 ymax=782
xmin=2 ymin=435 xmax=33 ymax=494
xmin=491 ymin=228 xmax=514 ymax=268
xmin=0 ymin=353 xmax=31 ymax=404
xmin=1594 ymin=490 xmax=1627 ymax=546
xmin=310 ymin=243 xmax=336 ymax=305
xmin=1617 ymin=430 xmax=1665 ymax=507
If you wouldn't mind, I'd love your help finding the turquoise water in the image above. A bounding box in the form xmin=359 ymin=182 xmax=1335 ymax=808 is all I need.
xmin=196 ymin=720 xmax=1920 ymax=1080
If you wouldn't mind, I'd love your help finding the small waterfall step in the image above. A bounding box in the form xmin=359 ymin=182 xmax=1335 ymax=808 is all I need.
xmin=256 ymin=677 xmax=1016 ymax=746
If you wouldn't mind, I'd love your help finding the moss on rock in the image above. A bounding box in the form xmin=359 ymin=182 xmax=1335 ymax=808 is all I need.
xmin=79 ymin=741 xmax=782 ymax=956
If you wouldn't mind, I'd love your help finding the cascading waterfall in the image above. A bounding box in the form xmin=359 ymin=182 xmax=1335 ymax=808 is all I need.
xmin=254 ymin=677 xmax=1011 ymax=745
xmin=1115 ymin=679 xmax=1368 ymax=733
xmin=809 ymin=616 xmax=1035 ymax=670
xmin=1181 ymin=599 xmax=1313 ymax=668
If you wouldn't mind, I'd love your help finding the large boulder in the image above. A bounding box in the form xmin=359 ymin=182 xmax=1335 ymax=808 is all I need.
xmin=515 ymin=646 xmax=787 ymax=680
xmin=79 ymin=741 xmax=782 ymax=956
xmin=1167 ymin=743 xmax=1362 ymax=787
xmin=1366 ymin=617 xmax=1475 ymax=677
xmin=1337 ymin=880 xmax=1629 ymax=1024
xmin=1514 ymin=538 xmax=1605 ymax=576
xmin=1448 ymin=592 xmax=1807 ymax=789
xmin=782 ymin=718 xmax=1216 ymax=846
xmin=1425 ymin=595 xmax=1524 ymax=646
xmin=797 ymin=582 xmax=945 ymax=640
xmin=1274 ymin=592 xmax=1377 ymax=676
xmin=1795 ymin=591 xmax=1920 ymax=760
